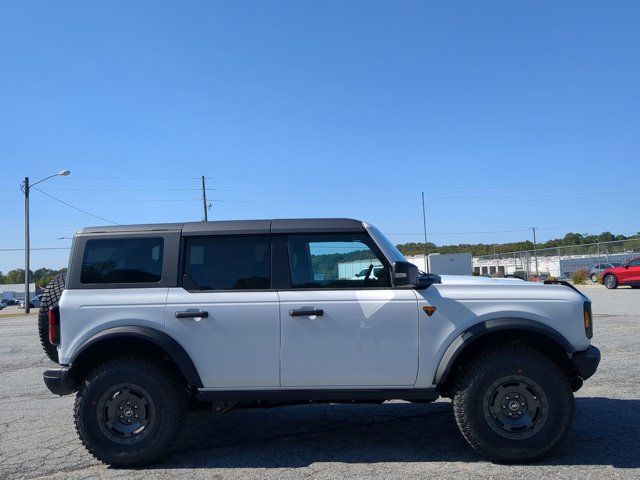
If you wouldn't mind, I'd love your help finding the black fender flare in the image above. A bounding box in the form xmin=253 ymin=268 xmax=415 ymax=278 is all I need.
xmin=70 ymin=325 xmax=203 ymax=388
xmin=434 ymin=317 xmax=575 ymax=386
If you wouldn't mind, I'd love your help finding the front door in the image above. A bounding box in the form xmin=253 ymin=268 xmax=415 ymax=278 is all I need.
xmin=279 ymin=233 xmax=419 ymax=387
xmin=165 ymin=234 xmax=280 ymax=389
xmin=620 ymin=259 xmax=640 ymax=285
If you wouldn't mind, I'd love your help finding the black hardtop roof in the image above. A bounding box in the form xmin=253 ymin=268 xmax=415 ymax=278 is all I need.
xmin=76 ymin=218 xmax=365 ymax=236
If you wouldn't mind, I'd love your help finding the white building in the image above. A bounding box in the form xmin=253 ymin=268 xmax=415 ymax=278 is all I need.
xmin=0 ymin=283 xmax=36 ymax=300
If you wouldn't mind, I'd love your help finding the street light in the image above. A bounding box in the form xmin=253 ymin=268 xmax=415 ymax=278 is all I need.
xmin=21 ymin=170 xmax=71 ymax=313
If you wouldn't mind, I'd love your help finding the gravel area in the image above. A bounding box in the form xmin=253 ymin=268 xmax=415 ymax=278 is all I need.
xmin=1 ymin=287 xmax=638 ymax=479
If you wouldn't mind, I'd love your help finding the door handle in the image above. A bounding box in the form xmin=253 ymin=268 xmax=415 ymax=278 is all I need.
xmin=175 ymin=310 xmax=209 ymax=319
xmin=289 ymin=308 xmax=324 ymax=317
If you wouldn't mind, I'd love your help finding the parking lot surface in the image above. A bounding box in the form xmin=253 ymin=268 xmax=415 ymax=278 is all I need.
xmin=1 ymin=287 xmax=638 ymax=480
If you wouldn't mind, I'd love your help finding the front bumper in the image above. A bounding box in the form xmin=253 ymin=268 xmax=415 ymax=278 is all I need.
xmin=572 ymin=345 xmax=601 ymax=380
xmin=43 ymin=367 xmax=76 ymax=396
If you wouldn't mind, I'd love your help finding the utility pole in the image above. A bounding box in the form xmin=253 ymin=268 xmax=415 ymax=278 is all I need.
xmin=21 ymin=170 xmax=70 ymax=313
xmin=532 ymin=226 xmax=539 ymax=276
xmin=421 ymin=192 xmax=430 ymax=274
xmin=201 ymin=175 xmax=208 ymax=222
xmin=24 ymin=177 xmax=30 ymax=314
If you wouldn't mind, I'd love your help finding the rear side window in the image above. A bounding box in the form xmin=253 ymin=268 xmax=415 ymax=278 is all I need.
xmin=183 ymin=236 xmax=270 ymax=290
xmin=81 ymin=237 xmax=164 ymax=284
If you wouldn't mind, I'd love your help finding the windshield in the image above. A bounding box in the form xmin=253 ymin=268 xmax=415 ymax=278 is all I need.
xmin=363 ymin=222 xmax=407 ymax=263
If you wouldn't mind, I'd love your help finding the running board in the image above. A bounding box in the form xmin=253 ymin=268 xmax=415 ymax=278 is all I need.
xmin=195 ymin=388 xmax=439 ymax=404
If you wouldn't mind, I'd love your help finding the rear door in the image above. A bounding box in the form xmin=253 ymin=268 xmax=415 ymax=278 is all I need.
xmin=165 ymin=234 xmax=280 ymax=389
xmin=278 ymin=233 xmax=419 ymax=387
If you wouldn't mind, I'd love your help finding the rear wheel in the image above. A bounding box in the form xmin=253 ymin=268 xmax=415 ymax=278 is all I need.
xmin=38 ymin=274 xmax=65 ymax=362
xmin=603 ymin=274 xmax=618 ymax=289
xmin=74 ymin=356 xmax=187 ymax=467
xmin=453 ymin=346 xmax=574 ymax=462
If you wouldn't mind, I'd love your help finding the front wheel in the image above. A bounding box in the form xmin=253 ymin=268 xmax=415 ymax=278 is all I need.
xmin=453 ymin=347 xmax=574 ymax=462
xmin=603 ymin=274 xmax=618 ymax=289
xmin=74 ymin=356 xmax=187 ymax=467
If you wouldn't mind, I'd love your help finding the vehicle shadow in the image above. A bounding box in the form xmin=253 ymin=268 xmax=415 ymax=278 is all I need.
xmin=157 ymin=397 xmax=639 ymax=469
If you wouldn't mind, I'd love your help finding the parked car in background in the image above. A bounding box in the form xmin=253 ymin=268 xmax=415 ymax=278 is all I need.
xmin=351 ymin=266 xmax=385 ymax=280
xmin=601 ymin=258 xmax=640 ymax=289
xmin=17 ymin=295 xmax=42 ymax=309
xmin=29 ymin=295 xmax=42 ymax=308
xmin=590 ymin=262 xmax=623 ymax=283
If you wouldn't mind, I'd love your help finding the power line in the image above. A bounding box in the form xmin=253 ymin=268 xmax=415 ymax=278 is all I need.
xmin=32 ymin=187 xmax=119 ymax=225
xmin=2 ymin=173 xmax=640 ymax=191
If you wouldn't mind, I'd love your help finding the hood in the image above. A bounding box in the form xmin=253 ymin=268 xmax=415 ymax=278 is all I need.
xmin=438 ymin=275 xmax=533 ymax=286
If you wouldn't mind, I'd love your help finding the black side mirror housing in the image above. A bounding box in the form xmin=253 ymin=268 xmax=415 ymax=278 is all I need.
xmin=393 ymin=261 xmax=441 ymax=289
xmin=393 ymin=261 xmax=420 ymax=287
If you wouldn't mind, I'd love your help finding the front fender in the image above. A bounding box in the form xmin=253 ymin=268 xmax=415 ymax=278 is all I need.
xmin=433 ymin=317 xmax=575 ymax=386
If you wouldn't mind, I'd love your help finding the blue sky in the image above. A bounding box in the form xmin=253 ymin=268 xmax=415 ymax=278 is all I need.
xmin=1 ymin=1 xmax=639 ymax=272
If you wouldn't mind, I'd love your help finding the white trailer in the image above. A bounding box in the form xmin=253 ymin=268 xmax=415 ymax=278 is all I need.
xmin=406 ymin=253 xmax=473 ymax=275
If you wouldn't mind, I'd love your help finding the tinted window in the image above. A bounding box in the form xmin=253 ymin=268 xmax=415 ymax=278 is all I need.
xmin=287 ymin=234 xmax=390 ymax=289
xmin=628 ymin=260 xmax=640 ymax=267
xmin=81 ymin=237 xmax=163 ymax=284
xmin=184 ymin=236 xmax=270 ymax=290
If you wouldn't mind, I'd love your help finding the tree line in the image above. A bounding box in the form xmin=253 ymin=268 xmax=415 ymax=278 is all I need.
xmin=396 ymin=231 xmax=640 ymax=257
xmin=0 ymin=268 xmax=67 ymax=288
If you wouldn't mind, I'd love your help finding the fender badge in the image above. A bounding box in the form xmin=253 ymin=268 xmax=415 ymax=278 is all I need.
xmin=423 ymin=306 xmax=436 ymax=316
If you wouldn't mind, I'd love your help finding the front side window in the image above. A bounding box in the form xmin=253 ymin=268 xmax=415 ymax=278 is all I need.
xmin=81 ymin=237 xmax=164 ymax=284
xmin=287 ymin=234 xmax=390 ymax=289
xmin=184 ymin=236 xmax=270 ymax=290
xmin=628 ymin=259 xmax=640 ymax=268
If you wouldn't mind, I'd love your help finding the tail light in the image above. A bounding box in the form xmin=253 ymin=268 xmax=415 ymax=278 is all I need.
xmin=48 ymin=306 xmax=60 ymax=346
xmin=583 ymin=302 xmax=593 ymax=339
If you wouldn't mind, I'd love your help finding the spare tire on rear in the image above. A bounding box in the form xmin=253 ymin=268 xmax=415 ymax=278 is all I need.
xmin=38 ymin=274 xmax=65 ymax=362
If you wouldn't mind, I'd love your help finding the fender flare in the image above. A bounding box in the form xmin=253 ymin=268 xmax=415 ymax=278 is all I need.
xmin=434 ymin=317 xmax=575 ymax=386
xmin=70 ymin=325 xmax=203 ymax=388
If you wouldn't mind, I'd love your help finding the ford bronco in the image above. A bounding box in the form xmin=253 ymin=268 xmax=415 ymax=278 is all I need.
xmin=40 ymin=219 xmax=600 ymax=466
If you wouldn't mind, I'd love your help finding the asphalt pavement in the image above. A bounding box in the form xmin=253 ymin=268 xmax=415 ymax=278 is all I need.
xmin=1 ymin=286 xmax=638 ymax=479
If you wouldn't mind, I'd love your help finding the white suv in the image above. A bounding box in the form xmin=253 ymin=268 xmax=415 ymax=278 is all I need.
xmin=41 ymin=218 xmax=600 ymax=467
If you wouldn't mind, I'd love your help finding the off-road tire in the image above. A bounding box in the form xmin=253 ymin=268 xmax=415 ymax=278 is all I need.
xmin=74 ymin=356 xmax=187 ymax=467
xmin=452 ymin=346 xmax=574 ymax=463
xmin=603 ymin=274 xmax=618 ymax=289
xmin=38 ymin=274 xmax=65 ymax=362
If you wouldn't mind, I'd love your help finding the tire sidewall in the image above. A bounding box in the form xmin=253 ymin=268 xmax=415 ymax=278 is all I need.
xmin=77 ymin=361 xmax=181 ymax=466
xmin=455 ymin=350 xmax=574 ymax=461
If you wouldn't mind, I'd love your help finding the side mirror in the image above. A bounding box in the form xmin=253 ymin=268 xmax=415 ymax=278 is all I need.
xmin=393 ymin=261 xmax=441 ymax=289
xmin=393 ymin=261 xmax=420 ymax=287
